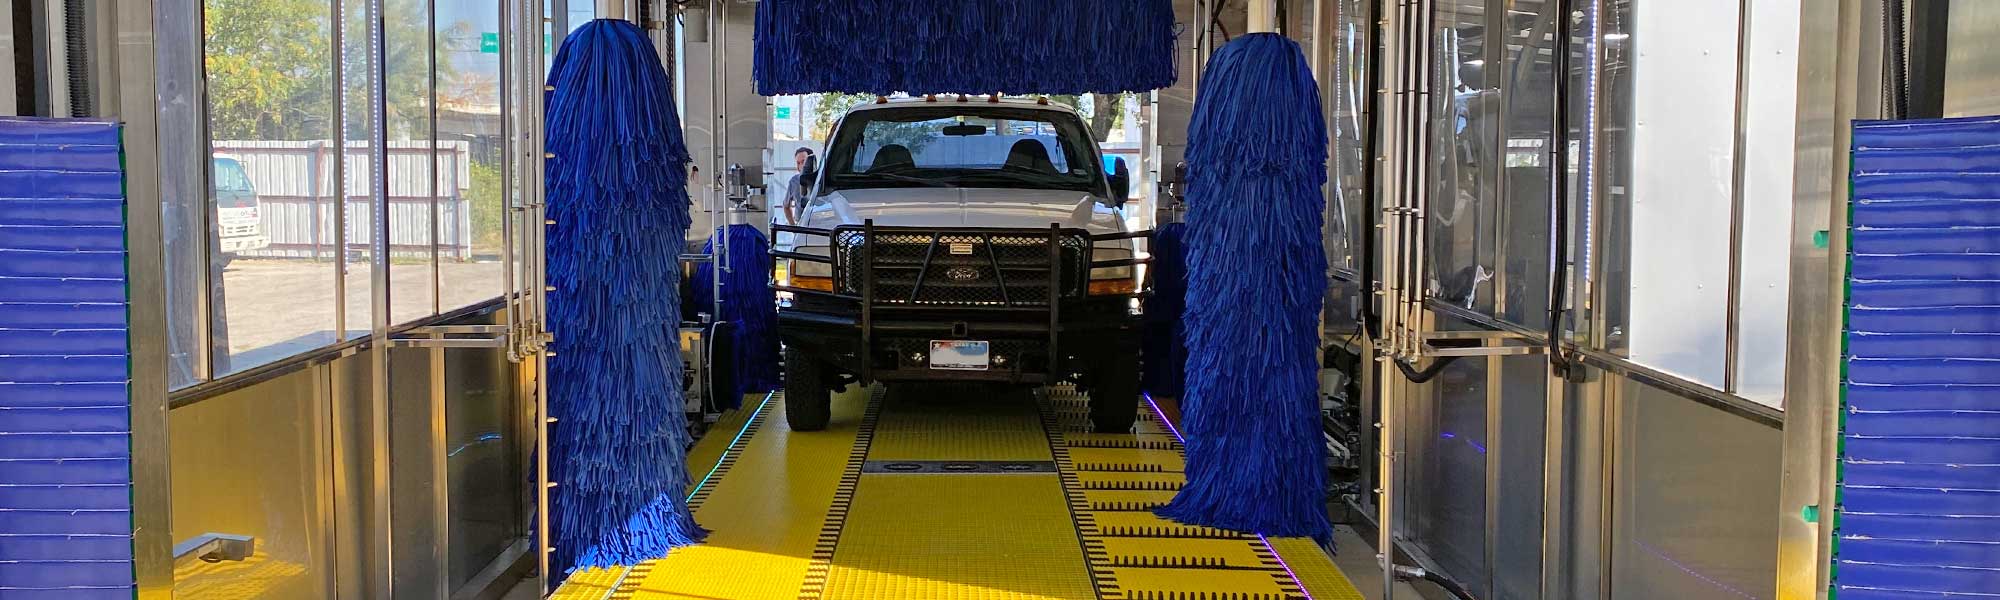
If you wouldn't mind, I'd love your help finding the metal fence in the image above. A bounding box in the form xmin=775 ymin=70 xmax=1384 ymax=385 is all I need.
xmin=215 ymin=140 xmax=475 ymax=260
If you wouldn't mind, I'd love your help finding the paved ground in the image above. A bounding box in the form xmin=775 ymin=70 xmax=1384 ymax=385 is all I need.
xmin=216 ymin=259 xmax=508 ymax=366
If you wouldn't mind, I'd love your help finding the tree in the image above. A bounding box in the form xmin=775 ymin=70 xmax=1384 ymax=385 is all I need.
xmin=809 ymin=93 xmax=874 ymax=141
xmin=204 ymin=0 xmax=331 ymax=139
xmin=202 ymin=0 xmax=453 ymax=142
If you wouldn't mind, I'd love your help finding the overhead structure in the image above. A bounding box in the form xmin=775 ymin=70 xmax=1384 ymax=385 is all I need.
xmin=751 ymin=0 xmax=1178 ymax=96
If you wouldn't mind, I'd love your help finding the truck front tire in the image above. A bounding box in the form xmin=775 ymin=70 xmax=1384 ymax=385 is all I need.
xmin=784 ymin=347 xmax=832 ymax=431
xmin=1088 ymin=355 xmax=1141 ymax=434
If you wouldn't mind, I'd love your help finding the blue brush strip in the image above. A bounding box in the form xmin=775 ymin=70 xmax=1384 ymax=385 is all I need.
xmin=543 ymin=19 xmax=706 ymax=572
xmin=753 ymin=0 xmax=1177 ymax=96
xmin=690 ymin=224 xmax=782 ymax=408
xmin=1155 ymin=33 xmax=1333 ymax=544
xmin=1141 ymin=222 xmax=1187 ymax=399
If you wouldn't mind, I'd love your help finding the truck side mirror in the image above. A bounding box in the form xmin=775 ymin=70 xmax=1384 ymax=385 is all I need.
xmin=801 ymin=155 xmax=819 ymax=181
xmin=1107 ymin=157 xmax=1131 ymax=206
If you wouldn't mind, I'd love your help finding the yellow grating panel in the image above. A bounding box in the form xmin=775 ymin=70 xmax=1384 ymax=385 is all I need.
xmin=172 ymin=553 xmax=308 ymax=599
xmin=822 ymin=473 xmax=1096 ymax=600
xmin=616 ymin=388 xmax=872 ymax=600
xmin=1267 ymin=537 xmax=1368 ymax=600
xmin=549 ymin=567 xmax=627 ymax=600
xmin=867 ymin=386 xmax=1052 ymax=461
xmin=1094 ymin=537 xmax=1274 ymax=568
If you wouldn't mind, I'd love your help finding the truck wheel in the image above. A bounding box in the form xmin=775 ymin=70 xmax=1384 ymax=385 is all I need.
xmin=1089 ymin=356 xmax=1141 ymax=434
xmin=784 ymin=347 xmax=832 ymax=431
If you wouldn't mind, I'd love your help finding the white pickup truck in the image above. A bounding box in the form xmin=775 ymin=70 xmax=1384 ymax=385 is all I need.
xmin=774 ymin=98 xmax=1147 ymax=433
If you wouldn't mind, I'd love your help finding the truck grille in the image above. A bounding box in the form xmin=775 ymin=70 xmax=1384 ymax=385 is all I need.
xmin=833 ymin=228 xmax=1090 ymax=307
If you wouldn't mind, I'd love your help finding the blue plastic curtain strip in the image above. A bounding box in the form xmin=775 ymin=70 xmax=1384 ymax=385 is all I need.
xmin=1836 ymin=116 xmax=2000 ymax=600
xmin=0 ymin=117 xmax=133 ymax=600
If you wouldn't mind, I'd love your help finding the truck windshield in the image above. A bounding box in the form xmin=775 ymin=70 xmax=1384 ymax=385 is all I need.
xmin=821 ymin=106 xmax=1106 ymax=195
xmin=212 ymin=157 xmax=258 ymax=208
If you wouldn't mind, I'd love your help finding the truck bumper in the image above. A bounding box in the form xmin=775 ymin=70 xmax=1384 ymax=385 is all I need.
xmin=779 ymin=300 xmax=1141 ymax=385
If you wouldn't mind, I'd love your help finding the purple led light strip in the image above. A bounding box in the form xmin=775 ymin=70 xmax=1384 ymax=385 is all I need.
xmin=1141 ymin=392 xmax=1316 ymax=600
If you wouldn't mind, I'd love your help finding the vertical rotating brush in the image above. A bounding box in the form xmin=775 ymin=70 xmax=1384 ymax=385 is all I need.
xmin=1156 ymin=32 xmax=1335 ymax=545
xmin=1140 ymin=221 xmax=1188 ymax=401
xmin=689 ymin=223 xmax=782 ymax=411
xmin=544 ymin=18 xmax=706 ymax=572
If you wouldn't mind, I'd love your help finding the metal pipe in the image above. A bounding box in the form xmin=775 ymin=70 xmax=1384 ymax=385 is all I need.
xmin=364 ymin=0 xmax=395 ymax=589
xmin=1404 ymin=0 xmax=1432 ymax=360
xmin=519 ymin=0 xmax=551 ymax=586
xmin=428 ymin=0 xmax=442 ymax=318
xmin=1248 ymin=0 xmax=1280 ymax=33
xmin=331 ymin=0 xmax=347 ymax=341
xmin=597 ymin=0 xmax=624 ymax=21
xmin=1374 ymin=2 xmax=1404 ymax=596
xmin=499 ymin=0 xmax=519 ymax=362
xmin=1723 ymin=0 xmax=1756 ymax=393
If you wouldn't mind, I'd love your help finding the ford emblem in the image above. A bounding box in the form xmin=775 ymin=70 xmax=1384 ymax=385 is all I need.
xmin=944 ymin=266 xmax=983 ymax=282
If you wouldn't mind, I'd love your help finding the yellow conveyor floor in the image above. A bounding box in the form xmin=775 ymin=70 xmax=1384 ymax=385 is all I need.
xmin=551 ymin=384 xmax=1365 ymax=600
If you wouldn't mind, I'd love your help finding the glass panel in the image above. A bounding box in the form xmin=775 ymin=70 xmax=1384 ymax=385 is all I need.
xmin=1493 ymin=0 xmax=1586 ymax=330
xmin=1612 ymin=379 xmax=1781 ymax=599
xmin=170 ymin=371 xmax=329 ymax=597
xmin=1733 ymin=0 xmax=1803 ymax=405
xmin=438 ymin=0 xmax=506 ymax=312
xmin=1615 ymin=0 xmax=1738 ymax=386
xmin=1326 ymin=0 xmax=1370 ymax=273
xmin=1427 ymin=0 xmax=1500 ymax=314
xmin=1494 ymin=354 xmax=1547 ymax=600
xmin=388 ymin=0 xmax=438 ymax=324
xmin=204 ymin=0 xmax=342 ymax=374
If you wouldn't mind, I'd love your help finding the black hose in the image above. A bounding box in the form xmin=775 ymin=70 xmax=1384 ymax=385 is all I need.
xmin=63 ymin=0 xmax=89 ymax=116
xmin=1884 ymin=0 xmax=1908 ymax=119
xmin=1544 ymin=0 xmax=1575 ymax=378
xmin=1357 ymin=0 xmax=1383 ymax=341
xmin=1394 ymin=356 xmax=1460 ymax=384
xmin=1422 ymin=569 xmax=1479 ymax=600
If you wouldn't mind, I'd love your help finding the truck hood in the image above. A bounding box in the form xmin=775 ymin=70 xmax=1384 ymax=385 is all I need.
xmin=806 ymin=187 xmax=1129 ymax=235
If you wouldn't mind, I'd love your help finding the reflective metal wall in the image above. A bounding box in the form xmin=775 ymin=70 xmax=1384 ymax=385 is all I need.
xmin=167 ymin=306 xmax=529 ymax=599
xmin=1350 ymin=0 xmax=1823 ymax=597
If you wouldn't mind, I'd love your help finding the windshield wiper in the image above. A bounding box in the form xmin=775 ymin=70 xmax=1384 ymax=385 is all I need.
xmin=958 ymin=170 xmax=1080 ymax=188
xmin=862 ymin=172 xmax=958 ymax=188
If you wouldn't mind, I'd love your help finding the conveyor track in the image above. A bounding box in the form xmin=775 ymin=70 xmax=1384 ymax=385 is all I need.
xmin=549 ymin=385 xmax=1363 ymax=600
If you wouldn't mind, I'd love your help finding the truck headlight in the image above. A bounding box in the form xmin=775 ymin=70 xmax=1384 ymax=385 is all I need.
xmin=781 ymin=245 xmax=834 ymax=292
xmin=1088 ymin=246 xmax=1139 ymax=296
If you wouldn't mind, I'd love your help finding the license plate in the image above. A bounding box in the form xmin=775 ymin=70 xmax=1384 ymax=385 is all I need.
xmin=929 ymin=340 xmax=990 ymax=370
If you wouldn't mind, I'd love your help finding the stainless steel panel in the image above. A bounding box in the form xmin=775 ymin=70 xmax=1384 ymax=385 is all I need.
xmin=1610 ymin=377 xmax=1782 ymax=600
xmin=1493 ymin=354 xmax=1546 ymax=600
xmin=1774 ymin=0 xmax=1873 ymax=597
xmin=389 ymin=341 xmax=444 ymax=599
xmin=331 ymin=350 xmax=372 ymax=600
xmin=1944 ymin=0 xmax=2000 ymax=117
xmin=443 ymin=313 xmax=525 ymax=593
xmin=115 ymin=0 xmax=185 ymax=588
xmin=1409 ymin=353 xmax=1488 ymax=596
xmin=168 ymin=368 xmax=331 ymax=598
xmin=0 ymin=3 xmax=11 ymax=115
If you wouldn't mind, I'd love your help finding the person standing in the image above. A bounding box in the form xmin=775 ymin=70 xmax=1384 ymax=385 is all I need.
xmin=782 ymin=147 xmax=816 ymax=227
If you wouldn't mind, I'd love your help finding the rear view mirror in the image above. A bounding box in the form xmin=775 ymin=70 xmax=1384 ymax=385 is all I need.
xmin=941 ymin=124 xmax=988 ymax=136
xmin=801 ymin=155 xmax=819 ymax=181
xmin=1107 ymin=157 xmax=1132 ymax=206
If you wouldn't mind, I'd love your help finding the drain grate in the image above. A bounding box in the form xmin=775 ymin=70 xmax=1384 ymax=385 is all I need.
xmin=860 ymin=460 xmax=1058 ymax=474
